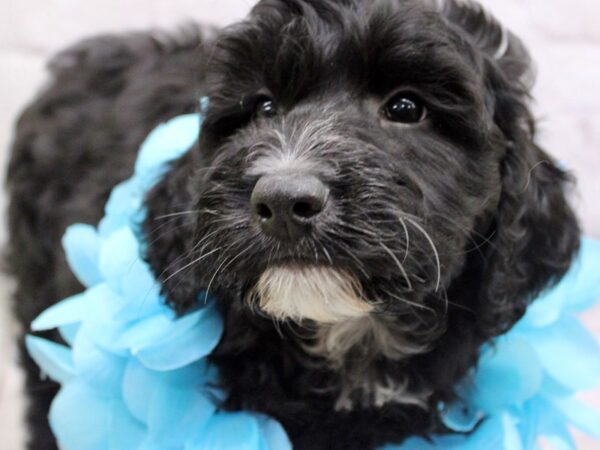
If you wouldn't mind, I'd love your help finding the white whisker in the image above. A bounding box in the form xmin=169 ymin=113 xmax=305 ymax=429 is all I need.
xmin=405 ymin=217 xmax=441 ymax=292
xmin=380 ymin=289 xmax=434 ymax=314
xmin=203 ymin=242 xmax=255 ymax=303
xmin=154 ymin=208 xmax=218 ymax=220
xmin=398 ymin=216 xmax=410 ymax=263
xmin=162 ymin=247 xmax=221 ymax=283
xmin=379 ymin=242 xmax=413 ymax=291
xmin=322 ymin=245 xmax=334 ymax=265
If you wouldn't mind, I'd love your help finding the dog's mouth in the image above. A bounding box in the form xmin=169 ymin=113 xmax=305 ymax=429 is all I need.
xmin=246 ymin=262 xmax=374 ymax=324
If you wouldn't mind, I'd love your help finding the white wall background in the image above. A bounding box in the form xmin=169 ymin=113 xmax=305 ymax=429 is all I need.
xmin=1 ymin=1 xmax=599 ymax=449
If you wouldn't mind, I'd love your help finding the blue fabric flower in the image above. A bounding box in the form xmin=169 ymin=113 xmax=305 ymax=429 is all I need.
xmin=26 ymin=106 xmax=600 ymax=450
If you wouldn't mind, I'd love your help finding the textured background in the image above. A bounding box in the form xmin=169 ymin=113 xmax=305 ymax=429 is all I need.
xmin=0 ymin=1 xmax=598 ymax=449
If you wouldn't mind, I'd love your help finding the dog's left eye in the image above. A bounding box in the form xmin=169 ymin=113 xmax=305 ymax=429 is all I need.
xmin=383 ymin=93 xmax=427 ymax=124
xmin=255 ymin=96 xmax=278 ymax=118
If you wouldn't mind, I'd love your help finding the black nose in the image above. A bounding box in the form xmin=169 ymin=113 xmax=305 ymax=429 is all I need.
xmin=251 ymin=174 xmax=329 ymax=240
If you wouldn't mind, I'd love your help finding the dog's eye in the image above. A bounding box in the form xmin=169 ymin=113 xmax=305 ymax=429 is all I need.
xmin=383 ymin=94 xmax=427 ymax=124
xmin=255 ymin=96 xmax=278 ymax=118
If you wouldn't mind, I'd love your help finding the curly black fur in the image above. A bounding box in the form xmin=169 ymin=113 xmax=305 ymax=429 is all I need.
xmin=5 ymin=1 xmax=579 ymax=449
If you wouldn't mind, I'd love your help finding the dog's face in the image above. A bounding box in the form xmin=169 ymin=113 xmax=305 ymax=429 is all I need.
xmin=158 ymin=0 xmax=578 ymax=346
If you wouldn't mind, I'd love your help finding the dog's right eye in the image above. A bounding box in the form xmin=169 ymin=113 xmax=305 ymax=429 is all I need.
xmin=255 ymin=96 xmax=278 ymax=119
xmin=383 ymin=93 xmax=427 ymax=124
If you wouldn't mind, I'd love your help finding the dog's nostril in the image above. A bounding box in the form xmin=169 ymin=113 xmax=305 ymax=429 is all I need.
xmin=292 ymin=200 xmax=322 ymax=219
xmin=396 ymin=178 xmax=407 ymax=188
xmin=256 ymin=203 xmax=273 ymax=220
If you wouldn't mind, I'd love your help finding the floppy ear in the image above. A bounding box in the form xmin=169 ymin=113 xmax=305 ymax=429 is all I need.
xmin=443 ymin=0 xmax=581 ymax=337
xmin=476 ymin=137 xmax=580 ymax=337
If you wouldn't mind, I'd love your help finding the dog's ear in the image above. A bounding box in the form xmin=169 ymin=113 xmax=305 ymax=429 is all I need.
xmin=440 ymin=0 xmax=534 ymax=87
xmin=476 ymin=136 xmax=580 ymax=337
xmin=443 ymin=0 xmax=580 ymax=337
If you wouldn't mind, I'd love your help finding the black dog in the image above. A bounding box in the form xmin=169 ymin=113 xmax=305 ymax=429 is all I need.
xmin=6 ymin=1 xmax=580 ymax=449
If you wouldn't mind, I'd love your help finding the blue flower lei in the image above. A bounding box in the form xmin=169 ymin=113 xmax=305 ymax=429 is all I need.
xmin=27 ymin=105 xmax=600 ymax=450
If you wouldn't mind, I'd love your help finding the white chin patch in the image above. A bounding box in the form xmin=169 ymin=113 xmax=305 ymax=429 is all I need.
xmin=250 ymin=265 xmax=373 ymax=323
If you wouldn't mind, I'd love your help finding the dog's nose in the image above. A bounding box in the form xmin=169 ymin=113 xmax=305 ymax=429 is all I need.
xmin=251 ymin=174 xmax=329 ymax=240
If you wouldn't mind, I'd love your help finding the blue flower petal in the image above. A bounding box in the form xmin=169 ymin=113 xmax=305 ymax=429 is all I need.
xmin=162 ymin=360 xmax=218 ymax=386
xmin=138 ymin=437 xmax=179 ymax=450
xmin=117 ymin=263 xmax=163 ymax=320
xmin=98 ymin=227 xmax=141 ymax=290
xmin=440 ymin=399 xmax=484 ymax=433
xmin=80 ymin=283 xmax=127 ymax=322
xmin=132 ymin=304 xmax=223 ymax=371
xmin=108 ymin=399 xmax=146 ymax=450
xmin=392 ymin=417 xmax=509 ymax=450
xmin=256 ymin=415 xmax=292 ymax=450
xmin=76 ymin=283 xmax=140 ymax=354
xmin=470 ymin=335 xmax=543 ymax=413
xmin=501 ymin=413 xmax=524 ymax=450
xmin=122 ymin=359 xmax=162 ymax=424
xmin=49 ymin=381 xmax=111 ymax=450
xmin=544 ymin=435 xmax=576 ymax=450
xmin=147 ymin=382 xmax=216 ymax=447
xmin=566 ymin=238 xmax=600 ymax=312
xmin=186 ymin=413 xmax=263 ymax=450
xmin=72 ymin=330 xmax=126 ymax=392
xmin=79 ymin=318 xmax=131 ymax=356
xmin=134 ymin=114 xmax=200 ymax=191
xmin=527 ymin=316 xmax=600 ymax=391
xmin=31 ymin=293 xmax=88 ymax=331
xmin=25 ymin=336 xmax=75 ymax=384
xmin=522 ymin=238 xmax=600 ymax=328
xmin=551 ymin=396 xmax=600 ymax=438
xmin=514 ymin=401 xmax=541 ymax=450
xmin=456 ymin=415 xmax=505 ymax=450
xmin=94 ymin=228 xmax=165 ymax=320
xmin=116 ymin=313 xmax=181 ymax=350
xmin=100 ymin=179 xmax=143 ymax=236
xmin=538 ymin=374 xmax=574 ymax=399
xmin=62 ymin=224 xmax=103 ymax=287
xmin=59 ymin=323 xmax=81 ymax=346
xmin=520 ymin=293 xmax=564 ymax=329
xmin=536 ymin=399 xmax=577 ymax=450
xmin=122 ymin=359 xmax=217 ymax=427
